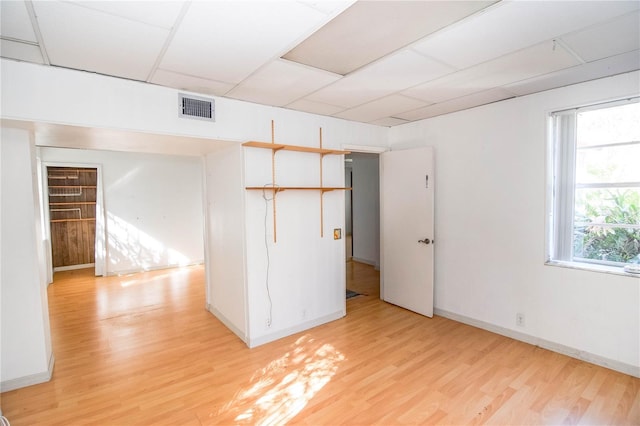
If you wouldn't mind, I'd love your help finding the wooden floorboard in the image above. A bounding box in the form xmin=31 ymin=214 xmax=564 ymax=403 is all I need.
xmin=1 ymin=262 xmax=638 ymax=425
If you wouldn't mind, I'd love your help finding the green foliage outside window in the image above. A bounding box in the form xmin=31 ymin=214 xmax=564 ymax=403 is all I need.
xmin=573 ymin=189 xmax=640 ymax=263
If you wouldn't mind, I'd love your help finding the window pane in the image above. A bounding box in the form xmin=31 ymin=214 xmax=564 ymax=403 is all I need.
xmin=573 ymin=188 xmax=640 ymax=263
xmin=573 ymin=226 xmax=640 ymax=263
xmin=574 ymin=188 xmax=640 ymax=225
xmin=577 ymin=102 xmax=640 ymax=147
xmin=575 ymin=143 xmax=640 ymax=184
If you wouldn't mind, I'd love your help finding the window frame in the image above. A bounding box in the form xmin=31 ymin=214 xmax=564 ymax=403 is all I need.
xmin=546 ymin=96 xmax=640 ymax=276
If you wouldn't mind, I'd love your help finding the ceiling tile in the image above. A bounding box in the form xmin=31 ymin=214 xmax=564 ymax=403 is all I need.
xmin=413 ymin=0 xmax=640 ymax=70
xmin=0 ymin=0 xmax=37 ymax=42
xmin=67 ymin=1 xmax=185 ymax=29
xmin=296 ymin=0 xmax=356 ymax=16
xmin=33 ymin=1 xmax=170 ymax=81
xmin=0 ymin=39 xmax=44 ymax=64
xmin=404 ymin=40 xmax=580 ymax=103
xmin=396 ymin=88 xmax=515 ymax=121
xmin=226 ymin=59 xmax=341 ymax=107
xmin=150 ymin=69 xmax=234 ymax=96
xmin=283 ymin=0 xmax=496 ymax=75
xmin=333 ymin=95 xmax=428 ymax=123
xmin=369 ymin=117 xmax=410 ymax=127
xmin=306 ymin=49 xmax=455 ymax=108
xmin=560 ymin=11 xmax=640 ymax=63
xmin=160 ymin=1 xmax=328 ymax=85
xmin=505 ymin=50 xmax=640 ymax=96
xmin=286 ymin=99 xmax=346 ymax=116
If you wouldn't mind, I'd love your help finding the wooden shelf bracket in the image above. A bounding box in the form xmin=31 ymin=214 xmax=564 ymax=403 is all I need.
xmin=243 ymin=121 xmax=351 ymax=242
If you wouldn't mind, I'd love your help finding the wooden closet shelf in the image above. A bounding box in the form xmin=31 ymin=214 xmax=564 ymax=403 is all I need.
xmin=50 ymin=218 xmax=96 ymax=223
xmin=243 ymin=141 xmax=350 ymax=155
xmin=49 ymin=202 xmax=96 ymax=206
xmin=48 ymin=185 xmax=97 ymax=189
xmin=246 ymin=186 xmax=352 ymax=193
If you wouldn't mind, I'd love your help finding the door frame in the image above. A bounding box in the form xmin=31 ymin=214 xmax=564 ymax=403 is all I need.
xmin=41 ymin=161 xmax=106 ymax=282
xmin=342 ymin=144 xmax=387 ymax=298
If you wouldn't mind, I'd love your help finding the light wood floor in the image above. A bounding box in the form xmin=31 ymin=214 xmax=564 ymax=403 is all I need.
xmin=2 ymin=262 xmax=638 ymax=425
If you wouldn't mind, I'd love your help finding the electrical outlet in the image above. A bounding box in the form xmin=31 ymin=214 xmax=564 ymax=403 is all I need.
xmin=516 ymin=313 xmax=525 ymax=327
xmin=266 ymin=318 xmax=272 ymax=327
xmin=302 ymin=309 xmax=307 ymax=319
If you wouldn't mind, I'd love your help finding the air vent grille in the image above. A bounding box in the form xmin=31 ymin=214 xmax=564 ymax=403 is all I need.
xmin=179 ymin=93 xmax=215 ymax=122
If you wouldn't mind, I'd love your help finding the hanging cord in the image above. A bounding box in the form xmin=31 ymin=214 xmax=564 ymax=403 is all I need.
xmin=262 ymin=184 xmax=278 ymax=327
xmin=1 ymin=415 xmax=11 ymax=426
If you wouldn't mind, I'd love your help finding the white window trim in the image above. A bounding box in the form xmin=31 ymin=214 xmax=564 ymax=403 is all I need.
xmin=545 ymin=96 xmax=640 ymax=278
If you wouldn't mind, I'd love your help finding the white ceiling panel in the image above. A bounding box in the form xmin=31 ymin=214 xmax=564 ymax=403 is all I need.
xmin=369 ymin=117 xmax=410 ymax=127
xmin=297 ymin=0 xmax=356 ymax=16
xmin=306 ymin=49 xmax=455 ymax=108
xmin=560 ymin=11 xmax=640 ymax=63
xmin=33 ymin=1 xmax=170 ymax=81
xmin=413 ymin=0 xmax=640 ymax=70
xmin=2 ymin=0 xmax=640 ymax=129
xmin=397 ymin=88 xmax=515 ymax=121
xmin=404 ymin=40 xmax=580 ymax=104
xmin=227 ymin=59 xmax=341 ymax=107
xmin=0 ymin=39 xmax=44 ymax=64
xmin=67 ymin=1 xmax=185 ymax=29
xmin=334 ymin=94 xmax=428 ymax=123
xmin=505 ymin=50 xmax=640 ymax=96
xmin=160 ymin=1 xmax=328 ymax=85
xmin=16 ymin=121 xmax=234 ymax=156
xmin=0 ymin=0 xmax=37 ymax=41
xmin=286 ymin=99 xmax=346 ymax=116
xmin=150 ymin=69 xmax=235 ymax=96
xmin=283 ymin=0 xmax=496 ymax=75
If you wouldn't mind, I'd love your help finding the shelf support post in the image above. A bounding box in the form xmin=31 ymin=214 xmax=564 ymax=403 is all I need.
xmin=271 ymin=119 xmax=277 ymax=243
xmin=319 ymin=127 xmax=324 ymax=237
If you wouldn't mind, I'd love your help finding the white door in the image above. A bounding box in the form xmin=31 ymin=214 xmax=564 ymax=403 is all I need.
xmin=381 ymin=147 xmax=434 ymax=317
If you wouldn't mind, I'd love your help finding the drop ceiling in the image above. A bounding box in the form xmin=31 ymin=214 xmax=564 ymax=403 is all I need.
xmin=1 ymin=0 xmax=639 ymax=127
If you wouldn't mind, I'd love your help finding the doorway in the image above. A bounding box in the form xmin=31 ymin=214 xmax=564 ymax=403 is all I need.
xmin=47 ymin=166 xmax=97 ymax=271
xmin=345 ymin=151 xmax=381 ymax=301
xmin=42 ymin=163 xmax=106 ymax=280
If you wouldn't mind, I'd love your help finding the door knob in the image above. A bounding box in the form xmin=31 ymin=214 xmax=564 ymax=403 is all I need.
xmin=418 ymin=238 xmax=431 ymax=244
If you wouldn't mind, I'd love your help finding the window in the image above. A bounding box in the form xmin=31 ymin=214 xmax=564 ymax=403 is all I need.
xmin=548 ymin=98 xmax=640 ymax=272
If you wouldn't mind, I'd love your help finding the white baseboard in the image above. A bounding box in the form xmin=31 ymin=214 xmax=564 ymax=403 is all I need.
xmin=0 ymin=352 xmax=55 ymax=392
xmin=207 ymin=304 xmax=248 ymax=345
xmin=107 ymin=260 xmax=204 ymax=276
xmin=352 ymin=257 xmax=376 ymax=266
xmin=53 ymin=263 xmax=94 ymax=272
xmin=248 ymin=310 xmax=345 ymax=348
xmin=434 ymin=308 xmax=639 ymax=378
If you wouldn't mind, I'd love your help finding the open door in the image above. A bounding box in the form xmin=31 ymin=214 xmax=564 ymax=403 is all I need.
xmin=381 ymin=147 xmax=434 ymax=317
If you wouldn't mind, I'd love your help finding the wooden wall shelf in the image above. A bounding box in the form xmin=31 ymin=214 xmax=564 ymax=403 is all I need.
xmin=243 ymin=121 xmax=351 ymax=242
xmin=243 ymin=141 xmax=350 ymax=156
xmin=246 ymin=186 xmax=352 ymax=192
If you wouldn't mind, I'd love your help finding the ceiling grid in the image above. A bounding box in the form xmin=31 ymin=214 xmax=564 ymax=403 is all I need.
xmin=0 ymin=0 xmax=638 ymax=126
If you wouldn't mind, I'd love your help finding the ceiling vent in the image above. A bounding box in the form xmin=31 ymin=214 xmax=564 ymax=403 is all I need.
xmin=179 ymin=93 xmax=215 ymax=122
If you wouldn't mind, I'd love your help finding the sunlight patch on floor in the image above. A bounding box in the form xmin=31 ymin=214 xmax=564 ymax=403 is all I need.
xmin=218 ymin=335 xmax=345 ymax=425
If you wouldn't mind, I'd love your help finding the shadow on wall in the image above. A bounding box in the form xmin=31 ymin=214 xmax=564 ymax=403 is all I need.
xmin=106 ymin=212 xmax=190 ymax=273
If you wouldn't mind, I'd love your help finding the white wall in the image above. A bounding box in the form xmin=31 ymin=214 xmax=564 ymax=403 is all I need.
xmin=1 ymin=129 xmax=53 ymax=391
xmin=38 ymin=147 xmax=204 ymax=275
xmin=205 ymin=144 xmax=247 ymax=342
xmin=243 ymin=128 xmax=349 ymax=347
xmin=350 ymin=153 xmax=380 ymax=267
xmin=389 ymin=71 xmax=640 ymax=376
xmin=1 ymin=58 xmax=386 ymax=147
xmin=1 ymin=59 xmax=388 ymax=365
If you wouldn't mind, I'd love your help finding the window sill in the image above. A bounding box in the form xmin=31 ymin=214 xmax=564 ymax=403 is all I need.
xmin=545 ymin=260 xmax=640 ymax=278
